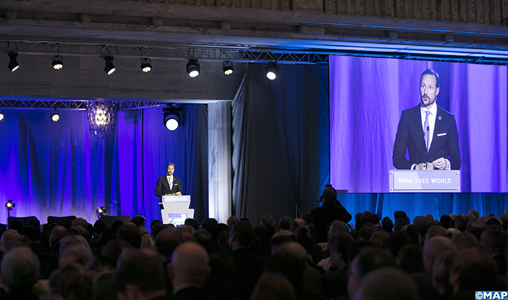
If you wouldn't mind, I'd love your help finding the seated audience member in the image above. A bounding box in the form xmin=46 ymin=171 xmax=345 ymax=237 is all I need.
xmin=454 ymin=214 xmax=468 ymax=232
xmin=116 ymin=223 xmax=141 ymax=249
xmin=321 ymin=232 xmax=353 ymax=298
xmin=397 ymin=244 xmax=424 ymax=274
xmin=347 ymin=247 xmax=396 ymax=299
xmin=113 ymin=249 xmax=169 ymax=300
xmin=89 ymin=256 xmax=116 ymax=300
xmin=130 ymin=215 xmax=146 ymax=228
xmin=0 ymin=246 xmax=40 ymax=299
xmin=229 ymin=221 xmax=265 ymax=300
xmin=449 ymin=248 xmax=501 ymax=298
xmin=227 ymin=216 xmax=240 ymax=232
xmin=250 ymin=273 xmax=297 ymax=300
xmin=1 ymin=230 xmax=25 ymax=252
xmin=369 ymin=230 xmax=388 ymax=249
xmin=479 ymin=225 xmax=507 ymax=277
xmin=49 ymin=263 xmax=93 ymax=300
xmin=431 ymin=250 xmax=455 ymax=299
xmin=440 ymin=215 xmax=452 ymax=229
xmin=267 ymin=242 xmax=325 ymax=300
xmin=381 ymin=217 xmax=394 ymax=233
xmin=312 ymin=186 xmax=352 ymax=243
xmin=140 ymin=228 xmax=155 ymax=251
xmin=204 ymin=254 xmax=238 ymax=300
xmin=155 ymin=228 xmax=181 ymax=261
xmin=289 ymin=218 xmax=307 ymax=235
xmin=452 ymin=231 xmax=478 ymax=253
xmin=42 ymin=225 xmax=68 ymax=278
xmin=168 ymin=242 xmax=211 ymax=300
xmin=425 ymin=225 xmax=449 ymax=240
xmin=101 ymin=239 xmax=133 ymax=268
xmin=412 ymin=235 xmax=453 ymax=300
xmin=260 ymin=214 xmax=275 ymax=228
xmin=386 ymin=231 xmax=410 ymax=258
xmin=353 ymin=268 xmax=418 ymax=300
xmin=278 ymin=217 xmax=291 ymax=231
xmin=150 ymin=220 xmax=165 ymax=239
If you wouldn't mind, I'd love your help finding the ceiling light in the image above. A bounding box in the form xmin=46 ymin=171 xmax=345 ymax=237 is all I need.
xmin=223 ymin=61 xmax=233 ymax=75
xmin=8 ymin=52 xmax=19 ymax=72
xmin=52 ymin=55 xmax=64 ymax=70
xmin=140 ymin=58 xmax=152 ymax=73
xmin=186 ymin=59 xmax=200 ymax=78
xmin=266 ymin=62 xmax=279 ymax=80
xmin=96 ymin=206 xmax=106 ymax=218
xmin=0 ymin=112 xmax=4 ymax=121
xmin=51 ymin=111 xmax=60 ymax=122
xmin=104 ymin=56 xmax=116 ymax=75
xmin=163 ymin=105 xmax=183 ymax=131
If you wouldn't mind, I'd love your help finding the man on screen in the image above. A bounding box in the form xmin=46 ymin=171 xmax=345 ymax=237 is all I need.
xmin=393 ymin=69 xmax=461 ymax=170
xmin=155 ymin=163 xmax=183 ymax=197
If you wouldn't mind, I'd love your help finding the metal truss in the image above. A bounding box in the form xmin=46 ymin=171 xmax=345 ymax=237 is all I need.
xmin=0 ymin=99 xmax=167 ymax=110
xmin=0 ymin=40 xmax=329 ymax=64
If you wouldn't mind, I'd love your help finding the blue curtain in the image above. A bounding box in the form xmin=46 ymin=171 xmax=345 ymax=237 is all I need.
xmin=0 ymin=105 xmax=208 ymax=225
xmin=231 ymin=64 xmax=330 ymax=222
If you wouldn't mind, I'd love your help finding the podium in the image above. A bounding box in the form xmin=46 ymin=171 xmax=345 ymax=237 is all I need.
xmin=160 ymin=195 xmax=194 ymax=226
xmin=389 ymin=170 xmax=460 ymax=192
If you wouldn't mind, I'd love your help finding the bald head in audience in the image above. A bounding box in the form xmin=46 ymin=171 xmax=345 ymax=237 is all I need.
xmin=353 ymin=268 xmax=418 ymax=300
xmin=250 ymin=273 xmax=297 ymax=300
xmin=168 ymin=241 xmax=210 ymax=289
xmin=423 ymin=235 xmax=453 ymax=273
xmin=452 ymin=231 xmax=478 ymax=252
xmin=449 ymin=248 xmax=497 ymax=294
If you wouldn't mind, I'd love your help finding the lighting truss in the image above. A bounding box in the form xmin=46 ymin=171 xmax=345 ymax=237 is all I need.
xmin=0 ymin=99 xmax=167 ymax=110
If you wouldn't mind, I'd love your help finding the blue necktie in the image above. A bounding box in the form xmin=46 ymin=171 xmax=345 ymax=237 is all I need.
xmin=424 ymin=110 xmax=431 ymax=152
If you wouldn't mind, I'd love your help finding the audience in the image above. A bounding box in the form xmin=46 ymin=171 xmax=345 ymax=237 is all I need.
xmin=3 ymin=205 xmax=508 ymax=300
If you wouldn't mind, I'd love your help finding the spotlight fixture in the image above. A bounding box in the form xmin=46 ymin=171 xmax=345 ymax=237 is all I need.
xmin=163 ymin=104 xmax=184 ymax=131
xmin=0 ymin=111 xmax=4 ymax=121
xmin=266 ymin=62 xmax=279 ymax=80
xmin=52 ymin=55 xmax=64 ymax=70
xmin=104 ymin=56 xmax=116 ymax=75
xmin=96 ymin=206 xmax=107 ymax=218
xmin=8 ymin=52 xmax=19 ymax=72
xmin=223 ymin=61 xmax=234 ymax=75
xmin=140 ymin=58 xmax=152 ymax=73
xmin=186 ymin=59 xmax=200 ymax=78
xmin=51 ymin=111 xmax=60 ymax=122
xmin=5 ymin=200 xmax=14 ymax=218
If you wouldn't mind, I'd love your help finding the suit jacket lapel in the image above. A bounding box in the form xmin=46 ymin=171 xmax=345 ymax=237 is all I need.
xmin=429 ymin=106 xmax=443 ymax=153
xmin=413 ymin=106 xmax=427 ymax=153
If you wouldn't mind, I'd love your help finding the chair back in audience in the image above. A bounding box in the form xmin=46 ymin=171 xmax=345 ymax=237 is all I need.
xmin=99 ymin=215 xmax=132 ymax=229
xmin=8 ymin=216 xmax=38 ymax=228
xmin=47 ymin=216 xmax=77 ymax=226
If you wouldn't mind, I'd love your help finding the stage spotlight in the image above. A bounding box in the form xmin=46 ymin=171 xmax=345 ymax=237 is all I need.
xmin=51 ymin=111 xmax=60 ymax=122
xmin=5 ymin=200 xmax=14 ymax=218
xmin=104 ymin=56 xmax=116 ymax=75
xmin=96 ymin=206 xmax=106 ymax=218
xmin=186 ymin=59 xmax=200 ymax=78
xmin=0 ymin=112 xmax=4 ymax=121
xmin=266 ymin=62 xmax=279 ymax=80
xmin=140 ymin=58 xmax=152 ymax=73
xmin=223 ymin=61 xmax=233 ymax=75
xmin=163 ymin=105 xmax=183 ymax=131
xmin=8 ymin=52 xmax=19 ymax=72
xmin=52 ymin=55 xmax=64 ymax=70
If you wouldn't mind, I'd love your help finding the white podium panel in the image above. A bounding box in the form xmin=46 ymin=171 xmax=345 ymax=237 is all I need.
xmin=160 ymin=195 xmax=194 ymax=225
xmin=389 ymin=170 xmax=460 ymax=192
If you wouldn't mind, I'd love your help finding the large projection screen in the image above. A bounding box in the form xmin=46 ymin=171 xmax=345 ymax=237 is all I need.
xmin=330 ymin=55 xmax=507 ymax=193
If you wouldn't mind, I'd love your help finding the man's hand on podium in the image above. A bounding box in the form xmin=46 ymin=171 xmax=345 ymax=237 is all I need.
xmin=432 ymin=157 xmax=446 ymax=170
xmin=175 ymin=192 xmax=182 ymax=196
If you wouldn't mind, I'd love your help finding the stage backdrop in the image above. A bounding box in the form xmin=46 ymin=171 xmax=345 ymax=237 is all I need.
xmin=0 ymin=105 xmax=208 ymax=225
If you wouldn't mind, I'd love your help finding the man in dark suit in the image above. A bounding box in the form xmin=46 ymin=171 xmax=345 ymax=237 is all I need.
xmin=155 ymin=163 xmax=183 ymax=198
xmin=393 ymin=69 xmax=461 ymax=170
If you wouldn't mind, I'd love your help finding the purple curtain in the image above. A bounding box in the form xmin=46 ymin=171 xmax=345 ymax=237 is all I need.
xmin=0 ymin=105 xmax=208 ymax=225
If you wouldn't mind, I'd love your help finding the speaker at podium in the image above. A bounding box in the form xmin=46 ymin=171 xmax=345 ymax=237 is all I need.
xmin=160 ymin=195 xmax=194 ymax=226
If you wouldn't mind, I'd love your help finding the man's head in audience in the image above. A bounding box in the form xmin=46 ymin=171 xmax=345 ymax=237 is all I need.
xmin=423 ymin=235 xmax=453 ymax=273
xmin=50 ymin=263 xmax=93 ymax=300
xmin=155 ymin=228 xmax=181 ymax=260
xmin=328 ymin=232 xmax=353 ymax=270
xmin=353 ymin=268 xmax=418 ymax=300
xmin=278 ymin=217 xmax=291 ymax=231
xmin=1 ymin=229 xmax=25 ymax=252
xmin=1 ymin=246 xmax=40 ymax=294
xmin=251 ymin=273 xmax=297 ymax=300
xmin=289 ymin=218 xmax=307 ymax=234
xmin=168 ymin=241 xmax=210 ymax=290
xmin=452 ymin=231 xmax=478 ymax=253
xmin=113 ymin=249 xmax=167 ymax=300
xmin=449 ymin=248 xmax=497 ymax=294
xmin=50 ymin=225 xmax=68 ymax=248
xmin=479 ymin=225 xmax=506 ymax=256
xmin=347 ymin=247 xmax=396 ymax=299
xmin=260 ymin=214 xmax=275 ymax=227
xmin=229 ymin=221 xmax=254 ymax=251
